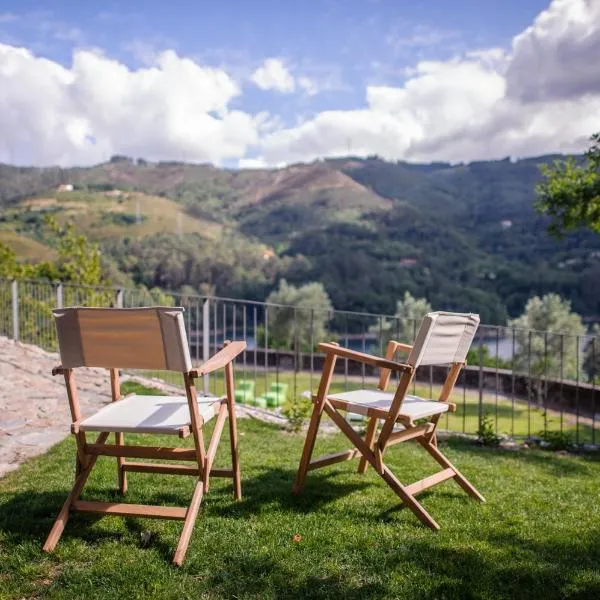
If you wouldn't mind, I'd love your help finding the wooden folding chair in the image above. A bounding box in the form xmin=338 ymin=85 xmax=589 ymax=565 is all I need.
xmin=42 ymin=307 xmax=246 ymax=566
xmin=293 ymin=311 xmax=485 ymax=530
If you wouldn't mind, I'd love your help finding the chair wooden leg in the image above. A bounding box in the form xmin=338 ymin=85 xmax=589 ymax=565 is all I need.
xmin=323 ymin=401 xmax=440 ymax=530
xmin=357 ymin=417 xmax=378 ymax=474
xmin=426 ymin=414 xmax=441 ymax=446
xmin=116 ymin=432 xmax=127 ymax=495
xmin=172 ymin=480 xmax=204 ymax=567
xmin=43 ymin=461 xmax=94 ymax=552
xmin=292 ymin=403 xmax=323 ymax=495
xmin=44 ymin=432 xmax=112 ymax=552
xmin=75 ymin=454 xmax=83 ymax=478
xmin=380 ymin=465 xmax=440 ymax=530
xmin=227 ymin=403 xmax=241 ymax=501
xmin=419 ymin=438 xmax=485 ymax=502
xmin=204 ymin=404 xmax=228 ymax=494
xmin=224 ymin=362 xmax=242 ymax=500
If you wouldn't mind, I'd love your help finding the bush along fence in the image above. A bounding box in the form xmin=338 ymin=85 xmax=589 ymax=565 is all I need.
xmin=1 ymin=278 xmax=598 ymax=445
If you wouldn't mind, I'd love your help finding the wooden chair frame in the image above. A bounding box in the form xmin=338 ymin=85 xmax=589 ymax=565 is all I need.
xmin=293 ymin=341 xmax=485 ymax=530
xmin=43 ymin=340 xmax=246 ymax=566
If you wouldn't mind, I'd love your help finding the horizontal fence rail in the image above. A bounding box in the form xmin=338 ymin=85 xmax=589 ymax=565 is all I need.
xmin=1 ymin=279 xmax=598 ymax=444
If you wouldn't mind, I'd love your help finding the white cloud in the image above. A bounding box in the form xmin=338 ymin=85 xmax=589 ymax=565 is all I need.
xmin=257 ymin=0 xmax=600 ymax=165
xmin=298 ymin=76 xmax=318 ymax=96
xmin=122 ymin=40 xmax=158 ymax=66
xmin=386 ymin=24 xmax=461 ymax=56
xmin=506 ymin=0 xmax=600 ymax=102
xmin=0 ymin=45 xmax=260 ymax=165
xmin=259 ymin=57 xmax=508 ymax=164
xmin=1 ymin=0 xmax=600 ymax=169
xmin=250 ymin=58 xmax=295 ymax=93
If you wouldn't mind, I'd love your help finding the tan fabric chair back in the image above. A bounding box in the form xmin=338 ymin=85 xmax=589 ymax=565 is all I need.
xmin=53 ymin=307 xmax=192 ymax=372
xmin=407 ymin=312 xmax=479 ymax=368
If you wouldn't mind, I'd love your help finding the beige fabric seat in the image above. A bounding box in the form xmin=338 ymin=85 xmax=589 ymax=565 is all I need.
xmin=328 ymin=390 xmax=449 ymax=421
xmin=79 ymin=394 xmax=224 ymax=435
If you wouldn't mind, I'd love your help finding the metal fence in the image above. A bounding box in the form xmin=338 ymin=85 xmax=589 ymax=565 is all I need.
xmin=1 ymin=279 xmax=598 ymax=444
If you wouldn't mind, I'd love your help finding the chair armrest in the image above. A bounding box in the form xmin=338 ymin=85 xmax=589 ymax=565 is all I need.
xmin=318 ymin=342 xmax=411 ymax=373
xmin=379 ymin=341 xmax=413 ymax=391
xmin=190 ymin=340 xmax=247 ymax=377
xmin=52 ymin=365 xmax=65 ymax=376
xmin=393 ymin=342 xmax=413 ymax=354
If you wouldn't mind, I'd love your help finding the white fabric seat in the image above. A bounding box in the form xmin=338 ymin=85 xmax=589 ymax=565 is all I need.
xmin=79 ymin=394 xmax=222 ymax=435
xmin=327 ymin=389 xmax=449 ymax=421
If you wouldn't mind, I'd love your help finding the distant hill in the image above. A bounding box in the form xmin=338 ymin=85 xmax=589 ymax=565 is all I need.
xmin=1 ymin=154 xmax=599 ymax=324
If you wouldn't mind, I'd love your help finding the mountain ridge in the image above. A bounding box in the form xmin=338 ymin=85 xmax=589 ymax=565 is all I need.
xmin=1 ymin=153 xmax=598 ymax=324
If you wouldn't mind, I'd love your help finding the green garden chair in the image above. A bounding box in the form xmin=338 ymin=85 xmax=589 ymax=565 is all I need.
xmin=234 ymin=380 xmax=255 ymax=405
xmin=255 ymin=382 xmax=289 ymax=408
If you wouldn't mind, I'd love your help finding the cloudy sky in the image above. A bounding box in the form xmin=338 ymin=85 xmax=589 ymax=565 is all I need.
xmin=0 ymin=0 xmax=599 ymax=168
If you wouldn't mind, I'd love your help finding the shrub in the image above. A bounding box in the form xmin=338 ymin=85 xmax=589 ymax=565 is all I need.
xmin=477 ymin=412 xmax=500 ymax=446
xmin=538 ymin=430 xmax=573 ymax=451
xmin=282 ymin=394 xmax=313 ymax=433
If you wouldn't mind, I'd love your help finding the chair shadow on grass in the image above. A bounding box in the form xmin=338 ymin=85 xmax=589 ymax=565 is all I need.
xmin=213 ymin=462 xmax=475 ymax=530
xmin=0 ymin=489 xmax=108 ymax=544
xmin=0 ymin=468 xmax=371 ymax=557
xmin=0 ymin=488 xmax=190 ymax=564
xmin=444 ymin=435 xmax=600 ymax=476
xmin=212 ymin=466 xmax=372 ymax=519
xmin=198 ymin=530 xmax=594 ymax=600
xmin=203 ymin=552 xmax=390 ymax=599
xmin=388 ymin=527 xmax=600 ymax=600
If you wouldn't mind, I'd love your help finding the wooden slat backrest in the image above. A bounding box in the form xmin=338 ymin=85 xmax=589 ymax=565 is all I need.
xmin=53 ymin=307 xmax=192 ymax=372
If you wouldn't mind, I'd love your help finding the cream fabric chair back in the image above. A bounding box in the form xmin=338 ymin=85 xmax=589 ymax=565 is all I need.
xmin=407 ymin=312 xmax=480 ymax=368
xmin=53 ymin=307 xmax=192 ymax=372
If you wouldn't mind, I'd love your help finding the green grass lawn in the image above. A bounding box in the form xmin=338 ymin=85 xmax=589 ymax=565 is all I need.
xmin=1 ymin=409 xmax=599 ymax=599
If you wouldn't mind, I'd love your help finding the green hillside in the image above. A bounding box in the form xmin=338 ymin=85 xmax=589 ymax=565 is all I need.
xmin=1 ymin=154 xmax=599 ymax=323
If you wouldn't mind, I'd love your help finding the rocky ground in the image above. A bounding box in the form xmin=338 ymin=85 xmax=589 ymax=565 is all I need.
xmin=0 ymin=336 xmax=286 ymax=479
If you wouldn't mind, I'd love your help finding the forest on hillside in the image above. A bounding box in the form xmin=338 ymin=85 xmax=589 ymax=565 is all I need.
xmin=1 ymin=153 xmax=599 ymax=325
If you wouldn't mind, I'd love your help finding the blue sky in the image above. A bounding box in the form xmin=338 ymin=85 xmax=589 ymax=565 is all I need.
xmin=0 ymin=0 xmax=598 ymax=167
xmin=1 ymin=1 xmax=549 ymax=111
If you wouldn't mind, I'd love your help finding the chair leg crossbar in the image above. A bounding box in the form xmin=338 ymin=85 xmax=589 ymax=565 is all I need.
xmin=293 ymin=400 xmax=485 ymax=531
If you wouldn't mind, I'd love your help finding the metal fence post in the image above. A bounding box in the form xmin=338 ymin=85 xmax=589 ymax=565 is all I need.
xmin=478 ymin=341 xmax=484 ymax=433
xmin=11 ymin=280 xmax=19 ymax=341
xmin=202 ymin=298 xmax=210 ymax=394
xmin=116 ymin=288 xmax=124 ymax=308
xmin=56 ymin=282 xmax=63 ymax=308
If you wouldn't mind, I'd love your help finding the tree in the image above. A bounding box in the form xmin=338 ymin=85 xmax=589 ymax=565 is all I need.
xmin=509 ymin=294 xmax=586 ymax=382
xmin=0 ymin=216 xmax=106 ymax=285
xmin=42 ymin=216 xmax=106 ymax=285
xmin=536 ymin=132 xmax=600 ymax=236
xmin=0 ymin=244 xmax=26 ymax=279
xmin=583 ymin=324 xmax=600 ymax=383
xmin=371 ymin=291 xmax=432 ymax=344
xmin=0 ymin=218 xmax=110 ymax=346
xmin=265 ymin=280 xmax=333 ymax=351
